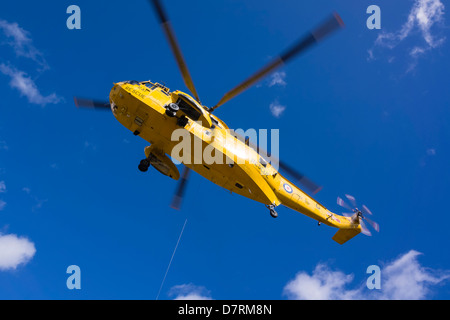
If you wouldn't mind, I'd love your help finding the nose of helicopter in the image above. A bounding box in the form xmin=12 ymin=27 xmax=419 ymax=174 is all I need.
xmin=109 ymin=83 xmax=121 ymax=115
xmin=110 ymin=100 xmax=117 ymax=115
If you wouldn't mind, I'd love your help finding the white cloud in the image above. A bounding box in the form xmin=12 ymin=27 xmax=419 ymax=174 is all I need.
xmin=21 ymin=187 xmax=31 ymax=194
xmin=0 ymin=233 xmax=36 ymax=271
xmin=380 ymin=250 xmax=450 ymax=299
xmin=0 ymin=181 xmax=5 ymax=211
xmin=268 ymin=71 xmax=287 ymax=87
xmin=0 ymin=64 xmax=62 ymax=106
xmin=376 ymin=0 xmax=445 ymax=48
xmin=0 ymin=141 xmax=8 ymax=151
xmin=283 ymin=264 xmax=360 ymax=300
xmin=370 ymin=0 xmax=445 ymax=71
xmin=283 ymin=250 xmax=450 ymax=300
xmin=169 ymin=284 xmax=213 ymax=300
xmin=83 ymin=141 xmax=97 ymax=151
xmin=21 ymin=187 xmax=47 ymax=211
xmin=269 ymin=101 xmax=286 ymax=118
xmin=0 ymin=19 xmax=48 ymax=70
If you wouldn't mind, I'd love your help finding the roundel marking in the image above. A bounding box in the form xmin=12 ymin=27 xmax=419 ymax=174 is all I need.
xmin=283 ymin=183 xmax=293 ymax=193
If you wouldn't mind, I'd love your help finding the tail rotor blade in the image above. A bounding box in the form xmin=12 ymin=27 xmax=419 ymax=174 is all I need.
xmin=337 ymin=196 xmax=353 ymax=211
xmin=345 ymin=194 xmax=357 ymax=208
xmin=362 ymin=204 xmax=373 ymax=216
xmin=341 ymin=212 xmax=354 ymax=217
xmin=360 ymin=220 xmax=372 ymax=236
xmin=363 ymin=216 xmax=380 ymax=232
xmin=170 ymin=166 xmax=190 ymax=210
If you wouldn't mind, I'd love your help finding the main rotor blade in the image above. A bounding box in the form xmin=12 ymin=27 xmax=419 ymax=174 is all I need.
xmin=341 ymin=212 xmax=354 ymax=217
xmin=170 ymin=166 xmax=191 ymax=210
xmin=209 ymin=12 xmax=344 ymax=112
xmin=278 ymin=161 xmax=322 ymax=195
xmin=74 ymin=97 xmax=111 ymax=110
xmin=228 ymin=129 xmax=321 ymax=194
xmin=150 ymin=0 xmax=201 ymax=103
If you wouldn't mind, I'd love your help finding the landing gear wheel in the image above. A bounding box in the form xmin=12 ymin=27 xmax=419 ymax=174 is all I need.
xmin=138 ymin=159 xmax=150 ymax=172
xmin=165 ymin=103 xmax=179 ymax=117
xmin=266 ymin=204 xmax=278 ymax=218
xmin=270 ymin=208 xmax=278 ymax=218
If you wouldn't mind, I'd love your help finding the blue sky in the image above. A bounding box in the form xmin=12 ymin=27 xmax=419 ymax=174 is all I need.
xmin=0 ymin=0 xmax=450 ymax=299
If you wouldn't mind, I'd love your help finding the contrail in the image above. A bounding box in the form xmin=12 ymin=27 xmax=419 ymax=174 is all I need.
xmin=156 ymin=218 xmax=188 ymax=300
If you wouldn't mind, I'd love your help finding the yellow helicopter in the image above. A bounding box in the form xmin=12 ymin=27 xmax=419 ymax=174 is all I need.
xmin=74 ymin=0 xmax=379 ymax=244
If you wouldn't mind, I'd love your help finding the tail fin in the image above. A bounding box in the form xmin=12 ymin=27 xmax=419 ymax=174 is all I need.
xmin=332 ymin=228 xmax=361 ymax=245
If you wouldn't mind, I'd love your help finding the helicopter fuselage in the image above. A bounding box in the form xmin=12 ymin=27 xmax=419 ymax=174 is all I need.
xmin=109 ymin=80 xmax=361 ymax=240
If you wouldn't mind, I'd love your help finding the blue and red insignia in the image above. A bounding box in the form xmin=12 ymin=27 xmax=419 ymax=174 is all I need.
xmin=283 ymin=183 xmax=293 ymax=193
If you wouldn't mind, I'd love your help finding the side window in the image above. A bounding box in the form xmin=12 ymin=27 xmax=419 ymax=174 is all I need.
xmin=210 ymin=116 xmax=222 ymax=129
xmin=177 ymin=98 xmax=201 ymax=121
xmin=259 ymin=157 xmax=268 ymax=167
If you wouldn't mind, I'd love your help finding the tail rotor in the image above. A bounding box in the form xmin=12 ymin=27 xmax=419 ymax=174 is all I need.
xmin=337 ymin=194 xmax=379 ymax=237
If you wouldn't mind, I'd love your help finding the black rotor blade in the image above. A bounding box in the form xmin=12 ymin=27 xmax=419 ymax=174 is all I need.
xmin=278 ymin=161 xmax=322 ymax=195
xmin=74 ymin=97 xmax=111 ymax=110
xmin=209 ymin=12 xmax=344 ymax=112
xmin=171 ymin=166 xmax=191 ymax=210
xmin=228 ymin=129 xmax=322 ymax=195
xmin=149 ymin=0 xmax=201 ymax=103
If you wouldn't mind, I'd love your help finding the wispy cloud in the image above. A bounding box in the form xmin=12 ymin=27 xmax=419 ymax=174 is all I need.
xmin=0 ymin=19 xmax=62 ymax=105
xmin=169 ymin=284 xmax=213 ymax=300
xmin=283 ymin=250 xmax=450 ymax=300
xmin=268 ymin=71 xmax=287 ymax=87
xmin=0 ymin=181 xmax=5 ymax=211
xmin=0 ymin=19 xmax=48 ymax=70
xmin=369 ymin=0 xmax=445 ymax=71
xmin=269 ymin=100 xmax=286 ymax=118
xmin=0 ymin=141 xmax=8 ymax=151
xmin=0 ymin=64 xmax=62 ymax=106
xmin=21 ymin=187 xmax=47 ymax=212
xmin=420 ymin=147 xmax=437 ymax=166
xmin=0 ymin=233 xmax=36 ymax=271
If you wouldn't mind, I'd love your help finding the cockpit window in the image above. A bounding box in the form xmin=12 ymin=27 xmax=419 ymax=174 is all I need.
xmin=210 ymin=115 xmax=222 ymax=129
xmin=259 ymin=157 xmax=268 ymax=167
xmin=144 ymin=83 xmax=157 ymax=90
xmin=177 ymin=93 xmax=202 ymax=121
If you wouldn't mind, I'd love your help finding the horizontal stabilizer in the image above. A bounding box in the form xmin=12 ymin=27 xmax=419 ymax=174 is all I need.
xmin=332 ymin=228 xmax=361 ymax=245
